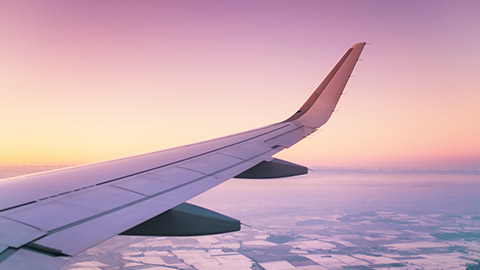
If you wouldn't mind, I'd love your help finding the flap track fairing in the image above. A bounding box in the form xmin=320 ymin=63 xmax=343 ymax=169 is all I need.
xmin=120 ymin=203 xmax=240 ymax=237
xmin=234 ymin=158 xmax=308 ymax=179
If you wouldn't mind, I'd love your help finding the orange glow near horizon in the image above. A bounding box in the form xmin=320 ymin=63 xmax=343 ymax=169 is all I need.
xmin=1 ymin=1 xmax=479 ymax=170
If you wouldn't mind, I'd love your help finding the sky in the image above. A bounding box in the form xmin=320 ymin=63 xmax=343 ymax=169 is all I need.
xmin=0 ymin=0 xmax=479 ymax=170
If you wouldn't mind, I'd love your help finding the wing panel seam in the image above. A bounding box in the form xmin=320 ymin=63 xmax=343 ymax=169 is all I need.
xmin=41 ymin=147 xmax=275 ymax=236
xmin=0 ymin=124 xmax=291 ymax=213
xmin=264 ymin=125 xmax=306 ymax=143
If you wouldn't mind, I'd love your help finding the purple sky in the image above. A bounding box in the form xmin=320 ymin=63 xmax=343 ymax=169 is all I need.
xmin=0 ymin=1 xmax=479 ymax=169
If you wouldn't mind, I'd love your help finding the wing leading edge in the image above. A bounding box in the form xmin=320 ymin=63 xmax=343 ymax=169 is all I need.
xmin=0 ymin=42 xmax=366 ymax=270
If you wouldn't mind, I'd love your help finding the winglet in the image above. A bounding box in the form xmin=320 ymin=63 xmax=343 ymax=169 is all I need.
xmin=284 ymin=42 xmax=366 ymax=128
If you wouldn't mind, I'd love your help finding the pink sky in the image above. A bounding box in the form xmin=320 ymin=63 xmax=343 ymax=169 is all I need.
xmin=1 ymin=1 xmax=479 ymax=170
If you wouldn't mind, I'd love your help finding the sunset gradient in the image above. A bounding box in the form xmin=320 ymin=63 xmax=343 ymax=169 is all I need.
xmin=1 ymin=1 xmax=479 ymax=170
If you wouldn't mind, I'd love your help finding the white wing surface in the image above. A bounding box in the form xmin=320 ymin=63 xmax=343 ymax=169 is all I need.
xmin=0 ymin=43 xmax=366 ymax=269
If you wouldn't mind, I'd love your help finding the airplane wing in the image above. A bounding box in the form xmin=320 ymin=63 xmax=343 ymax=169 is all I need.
xmin=0 ymin=42 xmax=366 ymax=269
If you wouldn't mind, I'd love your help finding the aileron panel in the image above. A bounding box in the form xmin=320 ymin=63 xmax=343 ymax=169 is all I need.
xmin=4 ymin=186 xmax=143 ymax=232
xmin=112 ymin=167 xmax=203 ymax=196
xmin=0 ymin=217 xmax=46 ymax=248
